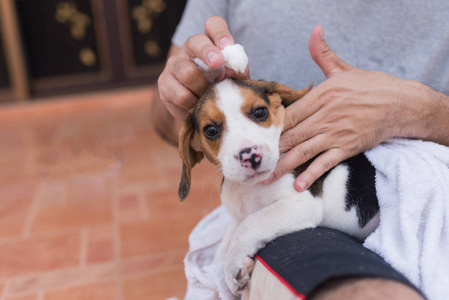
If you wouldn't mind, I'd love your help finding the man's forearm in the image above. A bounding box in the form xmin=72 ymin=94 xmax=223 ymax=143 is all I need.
xmin=151 ymin=89 xmax=182 ymax=146
xmin=425 ymin=89 xmax=449 ymax=146
xmin=404 ymin=83 xmax=449 ymax=147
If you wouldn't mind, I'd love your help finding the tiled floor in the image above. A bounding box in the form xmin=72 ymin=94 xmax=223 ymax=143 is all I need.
xmin=0 ymin=87 xmax=221 ymax=299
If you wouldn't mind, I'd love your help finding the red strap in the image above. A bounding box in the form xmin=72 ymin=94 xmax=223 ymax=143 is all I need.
xmin=255 ymin=254 xmax=307 ymax=300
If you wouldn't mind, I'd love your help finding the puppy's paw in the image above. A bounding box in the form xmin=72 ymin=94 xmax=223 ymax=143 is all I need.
xmin=225 ymin=257 xmax=255 ymax=295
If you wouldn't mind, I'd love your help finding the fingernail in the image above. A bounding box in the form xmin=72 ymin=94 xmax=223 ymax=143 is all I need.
xmin=262 ymin=174 xmax=274 ymax=185
xmin=207 ymin=51 xmax=220 ymax=64
xmin=298 ymin=180 xmax=307 ymax=191
xmin=219 ymin=37 xmax=232 ymax=49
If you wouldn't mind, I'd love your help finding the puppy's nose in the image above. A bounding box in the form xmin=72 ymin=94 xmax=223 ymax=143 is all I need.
xmin=238 ymin=146 xmax=263 ymax=170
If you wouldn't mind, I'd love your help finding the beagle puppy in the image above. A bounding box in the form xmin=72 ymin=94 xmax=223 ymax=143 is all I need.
xmin=178 ymin=78 xmax=380 ymax=295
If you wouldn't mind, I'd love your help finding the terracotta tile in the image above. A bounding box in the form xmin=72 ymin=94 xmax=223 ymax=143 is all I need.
xmin=0 ymin=87 xmax=207 ymax=300
xmin=39 ymin=153 xmax=120 ymax=182
xmin=67 ymin=177 xmax=111 ymax=203
xmin=0 ymin=180 xmax=37 ymax=237
xmin=117 ymin=157 xmax=165 ymax=188
xmin=121 ymin=249 xmax=186 ymax=276
xmin=31 ymin=177 xmax=112 ymax=233
xmin=31 ymin=206 xmax=112 ymax=234
xmin=86 ymin=227 xmax=115 ymax=264
xmin=0 ymin=232 xmax=81 ymax=278
xmin=0 ymin=87 xmax=153 ymax=123
xmin=31 ymin=180 xmax=66 ymax=207
xmin=43 ymin=281 xmax=116 ymax=300
xmin=145 ymin=157 xmax=221 ymax=236
xmin=119 ymin=194 xmax=139 ymax=211
xmin=120 ymin=215 xmax=201 ymax=258
xmin=123 ymin=268 xmax=186 ymax=300
xmin=5 ymin=295 xmax=39 ymax=300
xmin=149 ymin=142 xmax=179 ymax=169
xmin=159 ymin=157 xmax=222 ymax=194
xmin=33 ymin=114 xmax=132 ymax=181
xmin=146 ymin=183 xmax=220 ymax=220
xmin=118 ymin=194 xmax=142 ymax=222
xmin=0 ymin=219 xmax=25 ymax=238
xmin=6 ymin=262 xmax=115 ymax=296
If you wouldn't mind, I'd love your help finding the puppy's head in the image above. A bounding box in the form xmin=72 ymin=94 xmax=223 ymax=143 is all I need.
xmin=178 ymin=79 xmax=312 ymax=201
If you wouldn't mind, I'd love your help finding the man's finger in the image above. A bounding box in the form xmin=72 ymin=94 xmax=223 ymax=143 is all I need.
xmin=280 ymin=114 xmax=321 ymax=154
xmin=160 ymin=74 xmax=197 ymax=112
xmin=293 ymin=148 xmax=345 ymax=192
xmin=164 ymin=101 xmax=189 ymax=121
xmin=309 ymin=25 xmax=352 ymax=78
xmin=205 ymin=16 xmax=235 ymax=49
xmin=263 ymin=136 xmax=328 ymax=185
xmin=171 ymin=56 xmax=209 ymax=97
xmin=185 ymin=33 xmax=224 ymax=69
xmin=282 ymin=86 xmax=322 ymax=133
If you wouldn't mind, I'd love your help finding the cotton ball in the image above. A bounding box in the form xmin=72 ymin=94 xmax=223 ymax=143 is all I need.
xmin=193 ymin=44 xmax=248 ymax=82
xmin=222 ymin=44 xmax=248 ymax=74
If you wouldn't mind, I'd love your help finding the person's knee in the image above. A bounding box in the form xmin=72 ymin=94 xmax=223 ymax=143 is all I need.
xmin=310 ymin=277 xmax=425 ymax=300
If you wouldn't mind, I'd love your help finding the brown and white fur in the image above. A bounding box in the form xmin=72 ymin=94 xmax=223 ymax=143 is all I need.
xmin=178 ymin=78 xmax=380 ymax=295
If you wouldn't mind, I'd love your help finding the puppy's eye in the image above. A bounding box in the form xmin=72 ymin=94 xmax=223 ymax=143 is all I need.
xmin=252 ymin=107 xmax=268 ymax=122
xmin=203 ymin=124 xmax=221 ymax=140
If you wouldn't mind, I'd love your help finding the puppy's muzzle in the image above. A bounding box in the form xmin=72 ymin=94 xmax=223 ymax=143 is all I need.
xmin=238 ymin=146 xmax=263 ymax=170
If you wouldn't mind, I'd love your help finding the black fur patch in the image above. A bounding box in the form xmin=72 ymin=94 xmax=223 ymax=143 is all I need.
xmin=189 ymin=109 xmax=199 ymax=132
xmin=343 ymin=154 xmax=379 ymax=228
xmin=291 ymin=158 xmax=330 ymax=197
xmin=178 ymin=163 xmax=191 ymax=202
xmin=291 ymin=153 xmax=379 ymax=228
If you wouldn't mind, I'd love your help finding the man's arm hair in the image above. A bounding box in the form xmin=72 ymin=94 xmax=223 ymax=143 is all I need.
xmin=151 ymin=45 xmax=182 ymax=146
xmin=427 ymin=89 xmax=449 ymax=146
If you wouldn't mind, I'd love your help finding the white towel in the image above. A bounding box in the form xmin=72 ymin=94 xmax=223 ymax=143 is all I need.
xmin=364 ymin=138 xmax=449 ymax=300
xmin=184 ymin=206 xmax=234 ymax=300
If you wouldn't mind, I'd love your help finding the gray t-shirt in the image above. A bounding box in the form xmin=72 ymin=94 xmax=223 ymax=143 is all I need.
xmin=172 ymin=0 xmax=449 ymax=93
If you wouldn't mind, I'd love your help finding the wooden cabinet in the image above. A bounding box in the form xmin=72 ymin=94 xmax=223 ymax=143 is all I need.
xmin=0 ymin=0 xmax=186 ymax=101
xmin=119 ymin=0 xmax=185 ymax=74
xmin=0 ymin=26 xmax=12 ymax=102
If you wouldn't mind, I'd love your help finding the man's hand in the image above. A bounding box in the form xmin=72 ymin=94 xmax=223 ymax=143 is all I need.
xmin=265 ymin=25 xmax=441 ymax=192
xmin=157 ymin=16 xmax=249 ymax=121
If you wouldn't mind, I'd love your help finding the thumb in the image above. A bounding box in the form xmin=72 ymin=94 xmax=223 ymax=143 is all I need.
xmin=309 ymin=25 xmax=352 ymax=78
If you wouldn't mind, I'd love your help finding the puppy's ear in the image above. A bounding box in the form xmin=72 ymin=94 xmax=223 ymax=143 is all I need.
xmin=178 ymin=113 xmax=204 ymax=202
xmin=274 ymin=82 xmax=314 ymax=107
xmin=246 ymin=80 xmax=314 ymax=107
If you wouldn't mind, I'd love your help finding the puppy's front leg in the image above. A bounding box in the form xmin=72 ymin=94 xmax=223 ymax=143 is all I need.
xmin=214 ymin=217 xmax=239 ymax=262
xmin=225 ymin=196 xmax=323 ymax=295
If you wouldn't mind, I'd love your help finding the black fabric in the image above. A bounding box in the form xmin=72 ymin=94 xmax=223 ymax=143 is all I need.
xmin=256 ymin=227 xmax=421 ymax=298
